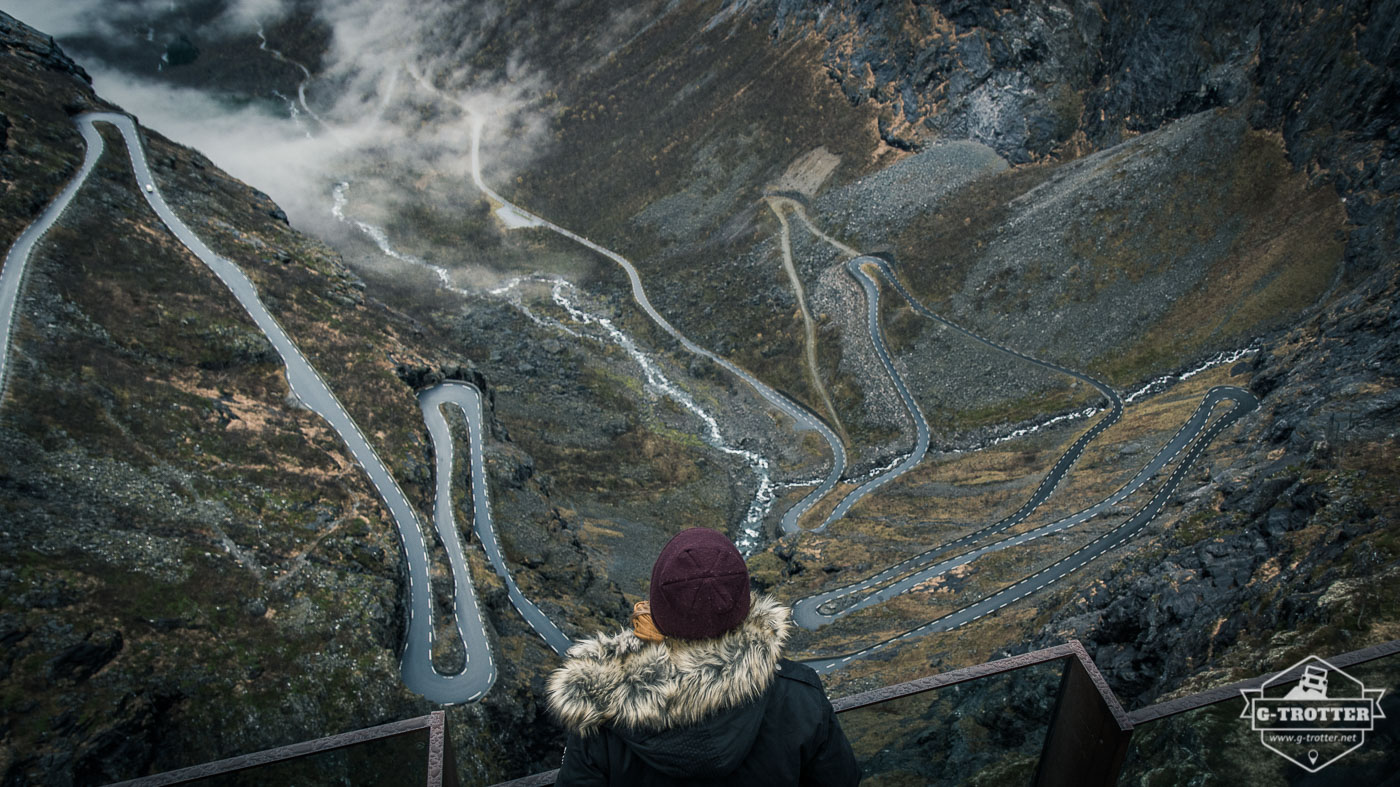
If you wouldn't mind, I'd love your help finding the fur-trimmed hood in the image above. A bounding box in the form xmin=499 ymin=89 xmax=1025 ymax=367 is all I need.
xmin=547 ymin=595 xmax=791 ymax=736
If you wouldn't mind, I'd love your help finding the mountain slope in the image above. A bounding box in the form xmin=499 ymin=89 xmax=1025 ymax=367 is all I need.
xmin=0 ymin=14 xmax=620 ymax=784
xmin=0 ymin=1 xmax=1396 ymax=784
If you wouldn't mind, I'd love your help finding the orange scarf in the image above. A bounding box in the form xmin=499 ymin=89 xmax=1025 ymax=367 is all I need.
xmin=632 ymin=601 xmax=664 ymax=643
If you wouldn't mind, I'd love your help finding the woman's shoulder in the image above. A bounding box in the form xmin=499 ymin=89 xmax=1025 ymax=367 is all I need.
xmin=774 ymin=658 xmax=823 ymax=690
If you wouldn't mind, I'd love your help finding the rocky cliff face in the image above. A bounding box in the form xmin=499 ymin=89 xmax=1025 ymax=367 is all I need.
xmin=760 ymin=0 xmax=1396 ymax=276
xmin=731 ymin=3 xmax=1396 ymax=779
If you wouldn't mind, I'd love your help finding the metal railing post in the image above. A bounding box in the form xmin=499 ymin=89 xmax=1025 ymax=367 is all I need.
xmin=428 ymin=711 xmax=460 ymax=787
xmin=1032 ymin=643 xmax=1133 ymax=787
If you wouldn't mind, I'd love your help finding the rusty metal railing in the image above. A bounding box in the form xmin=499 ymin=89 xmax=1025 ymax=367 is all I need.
xmin=105 ymin=638 xmax=1398 ymax=786
xmin=1126 ymin=638 xmax=1400 ymax=725
xmin=495 ymin=638 xmax=1398 ymax=787
xmin=108 ymin=711 xmax=458 ymax=787
xmin=493 ymin=640 xmax=1129 ymax=787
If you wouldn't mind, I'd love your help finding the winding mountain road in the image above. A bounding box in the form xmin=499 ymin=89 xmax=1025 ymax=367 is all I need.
xmin=769 ymin=201 xmax=1123 ymax=542
xmin=4 ymin=104 xmax=1266 ymax=693
xmin=0 ymin=119 xmax=103 ymax=405
xmin=795 ymin=255 xmax=1126 ymax=621
xmin=794 ymin=383 xmax=1243 ymax=628
xmin=804 ymin=385 xmax=1256 ymax=673
xmin=464 ymin=114 xmax=847 ymax=534
xmin=770 ymin=216 xmax=1253 ymax=671
xmin=420 ymin=383 xmax=573 ymax=656
xmin=815 ymin=259 xmax=930 ymax=530
xmin=0 ymin=113 xmax=572 ymax=704
xmin=430 ymin=112 xmax=1260 ymax=673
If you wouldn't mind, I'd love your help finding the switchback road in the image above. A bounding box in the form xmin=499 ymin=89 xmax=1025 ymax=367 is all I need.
xmin=804 ymin=385 xmax=1256 ymax=673
xmin=816 ymin=259 xmax=930 ymax=530
xmin=0 ymin=113 xmax=571 ymax=704
xmin=420 ymin=383 xmax=573 ymax=656
xmin=795 ymin=255 xmax=1125 ymax=625
xmin=463 ymin=113 xmax=847 ymax=535
xmin=0 ymin=119 xmax=103 ymax=406
xmin=771 ymin=217 xmax=1252 ymax=672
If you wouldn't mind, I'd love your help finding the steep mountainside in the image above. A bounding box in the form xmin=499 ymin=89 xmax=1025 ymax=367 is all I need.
xmin=0 ymin=15 xmax=623 ymax=785
xmin=0 ymin=1 xmax=1396 ymax=784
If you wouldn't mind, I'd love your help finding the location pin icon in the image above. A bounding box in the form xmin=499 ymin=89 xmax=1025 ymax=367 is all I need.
xmin=1308 ymin=750 xmax=1319 ymax=765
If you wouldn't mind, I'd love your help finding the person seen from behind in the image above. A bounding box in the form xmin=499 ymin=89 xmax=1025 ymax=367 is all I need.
xmin=547 ymin=527 xmax=860 ymax=786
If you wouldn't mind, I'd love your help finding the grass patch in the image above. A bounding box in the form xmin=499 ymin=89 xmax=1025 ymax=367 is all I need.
xmin=1090 ymin=129 xmax=1345 ymax=385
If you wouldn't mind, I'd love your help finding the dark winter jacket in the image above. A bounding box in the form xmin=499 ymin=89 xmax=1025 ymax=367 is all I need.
xmin=546 ymin=595 xmax=860 ymax=786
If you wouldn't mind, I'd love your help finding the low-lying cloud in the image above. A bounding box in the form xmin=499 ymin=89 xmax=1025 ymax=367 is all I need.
xmin=8 ymin=0 xmax=551 ymax=242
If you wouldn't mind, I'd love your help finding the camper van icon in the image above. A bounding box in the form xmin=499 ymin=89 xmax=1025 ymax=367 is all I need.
xmin=1283 ymin=665 xmax=1330 ymax=700
xmin=1241 ymin=655 xmax=1386 ymax=772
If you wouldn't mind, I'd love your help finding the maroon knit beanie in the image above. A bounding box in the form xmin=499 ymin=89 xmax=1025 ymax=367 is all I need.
xmin=648 ymin=528 xmax=750 ymax=640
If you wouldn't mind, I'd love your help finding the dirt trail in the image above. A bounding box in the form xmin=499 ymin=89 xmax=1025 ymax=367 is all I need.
xmin=766 ymin=196 xmax=847 ymax=445
xmin=778 ymin=197 xmax=863 ymax=258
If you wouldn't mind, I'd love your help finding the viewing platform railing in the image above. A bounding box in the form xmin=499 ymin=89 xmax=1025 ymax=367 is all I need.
xmin=108 ymin=637 xmax=1398 ymax=786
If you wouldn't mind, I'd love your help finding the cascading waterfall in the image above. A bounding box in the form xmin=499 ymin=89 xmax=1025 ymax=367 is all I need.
xmin=1125 ymin=343 xmax=1261 ymax=404
xmin=543 ymin=277 xmax=778 ymax=552
xmin=271 ymin=90 xmax=313 ymax=138
xmin=331 ymin=186 xmax=777 ymax=552
xmin=990 ymin=405 xmax=1103 ymax=446
xmin=256 ymin=25 xmax=322 ymax=129
xmin=487 ymin=275 xmax=586 ymax=339
xmin=331 ymin=181 xmax=464 ymax=297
